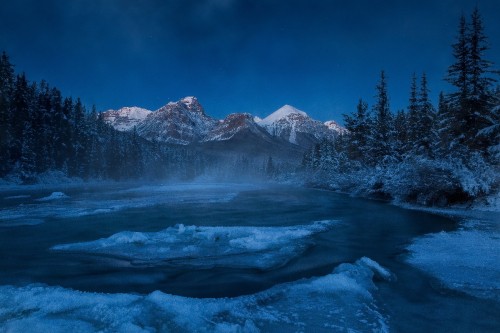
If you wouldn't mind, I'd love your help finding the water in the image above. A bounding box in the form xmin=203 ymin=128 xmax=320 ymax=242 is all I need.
xmin=0 ymin=183 xmax=498 ymax=332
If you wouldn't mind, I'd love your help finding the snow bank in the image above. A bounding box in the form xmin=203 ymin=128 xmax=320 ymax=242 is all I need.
xmin=52 ymin=221 xmax=339 ymax=270
xmin=0 ymin=257 xmax=391 ymax=332
xmin=406 ymin=229 xmax=500 ymax=301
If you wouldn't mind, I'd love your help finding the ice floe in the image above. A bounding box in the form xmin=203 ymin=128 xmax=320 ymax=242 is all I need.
xmin=52 ymin=221 xmax=339 ymax=270
xmin=406 ymin=229 xmax=500 ymax=301
xmin=0 ymin=257 xmax=391 ymax=332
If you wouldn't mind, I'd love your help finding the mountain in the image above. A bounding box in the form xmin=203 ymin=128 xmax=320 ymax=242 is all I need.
xmin=201 ymin=113 xmax=304 ymax=160
xmin=102 ymin=107 xmax=151 ymax=131
xmin=256 ymin=105 xmax=340 ymax=149
xmin=103 ymin=98 xmax=346 ymax=154
xmin=137 ymin=97 xmax=217 ymax=145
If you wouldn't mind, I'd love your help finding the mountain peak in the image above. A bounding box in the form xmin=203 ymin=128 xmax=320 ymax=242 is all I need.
xmin=258 ymin=104 xmax=307 ymax=126
xmin=158 ymin=96 xmax=205 ymax=115
xmin=179 ymin=96 xmax=204 ymax=114
xmin=180 ymin=96 xmax=197 ymax=106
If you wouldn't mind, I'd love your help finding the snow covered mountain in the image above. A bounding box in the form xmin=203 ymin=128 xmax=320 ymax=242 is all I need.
xmin=137 ymin=97 xmax=218 ymax=145
xmin=102 ymin=107 xmax=151 ymax=131
xmin=256 ymin=105 xmax=341 ymax=149
xmin=103 ymin=98 xmax=346 ymax=150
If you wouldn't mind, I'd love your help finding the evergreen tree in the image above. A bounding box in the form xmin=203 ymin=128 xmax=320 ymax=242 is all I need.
xmin=11 ymin=73 xmax=31 ymax=162
xmin=0 ymin=52 xmax=15 ymax=175
xmin=87 ymin=105 xmax=104 ymax=178
xmin=394 ymin=109 xmax=408 ymax=158
xmin=127 ymin=126 xmax=144 ymax=178
xmin=469 ymin=7 xmax=496 ymax=107
xmin=369 ymin=71 xmax=395 ymax=165
xmin=50 ymin=88 xmax=64 ymax=168
xmin=34 ymin=80 xmax=52 ymax=172
xmin=446 ymin=14 xmax=469 ymax=112
xmin=407 ymin=73 xmax=419 ymax=147
xmin=435 ymin=91 xmax=453 ymax=156
xmin=343 ymin=99 xmax=370 ymax=161
xmin=445 ymin=8 xmax=498 ymax=153
xmin=467 ymin=7 xmax=497 ymax=152
xmin=414 ymin=73 xmax=436 ymax=157
xmin=19 ymin=121 xmax=36 ymax=183
xmin=68 ymin=98 xmax=88 ymax=176
xmin=56 ymin=96 xmax=73 ymax=169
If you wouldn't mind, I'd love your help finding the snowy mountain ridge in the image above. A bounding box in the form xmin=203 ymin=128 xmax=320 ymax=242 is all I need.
xmin=102 ymin=107 xmax=152 ymax=131
xmin=103 ymin=97 xmax=346 ymax=149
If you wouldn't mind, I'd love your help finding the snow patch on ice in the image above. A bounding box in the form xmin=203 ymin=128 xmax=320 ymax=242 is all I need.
xmin=0 ymin=257 xmax=391 ymax=332
xmin=36 ymin=192 xmax=69 ymax=201
xmin=406 ymin=229 xmax=500 ymax=301
xmin=52 ymin=221 xmax=340 ymax=270
xmin=359 ymin=257 xmax=395 ymax=281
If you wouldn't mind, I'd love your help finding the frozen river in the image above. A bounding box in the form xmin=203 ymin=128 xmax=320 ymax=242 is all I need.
xmin=0 ymin=183 xmax=498 ymax=332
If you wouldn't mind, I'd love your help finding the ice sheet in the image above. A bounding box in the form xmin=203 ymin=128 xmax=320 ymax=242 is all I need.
xmin=0 ymin=257 xmax=391 ymax=332
xmin=406 ymin=229 xmax=500 ymax=301
xmin=52 ymin=221 xmax=339 ymax=270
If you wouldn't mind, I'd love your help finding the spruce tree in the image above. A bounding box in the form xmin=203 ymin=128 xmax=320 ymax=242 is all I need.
xmin=394 ymin=109 xmax=408 ymax=159
xmin=11 ymin=73 xmax=31 ymax=162
xmin=19 ymin=121 xmax=36 ymax=183
xmin=407 ymin=73 xmax=419 ymax=147
xmin=343 ymin=99 xmax=370 ymax=161
xmin=415 ymin=73 xmax=436 ymax=157
xmin=446 ymin=14 xmax=469 ymax=113
xmin=445 ymin=8 xmax=498 ymax=154
xmin=369 ymin=71 xmax=394 ymax=165
xmin=467 ymin=7 xmax=497 ymax=152
xmin=0 ymin=52 xmax=15 ymax=175
xmin=435 ymin=91 xmax=453 ymax=156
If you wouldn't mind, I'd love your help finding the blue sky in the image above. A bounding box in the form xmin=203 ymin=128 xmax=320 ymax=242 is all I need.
xmin=1 ymin=0 xmax=499 ymax=122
